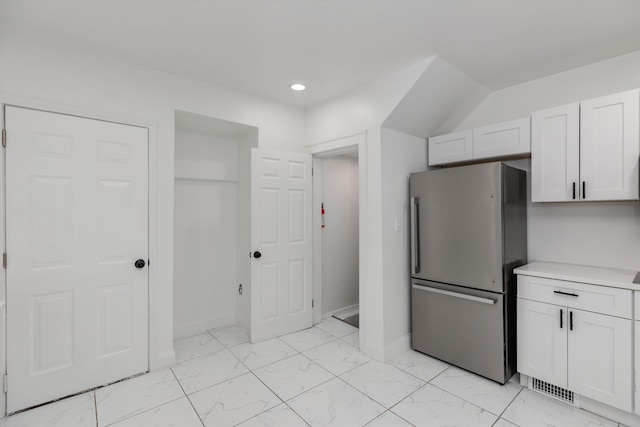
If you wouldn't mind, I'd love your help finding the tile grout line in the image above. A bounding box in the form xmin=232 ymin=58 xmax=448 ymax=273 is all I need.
xmin=93 ymin=390 xmax=98 ymax=427
xmin=169 ymin=368 xmax=206 ymax=427
xmin=494 ymin=385 xmax=525 ymax=426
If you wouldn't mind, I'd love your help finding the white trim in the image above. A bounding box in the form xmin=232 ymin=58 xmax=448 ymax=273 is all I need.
xmin=312 ymin=157 xmax=323 ymax=325
xmin=381 ymin=333 xmax=412 ymax=362
xmin=155 ymin=350 xmax=177 ymax=370
xmin=329 ymin=303 xmax=359 ymax=320
xmin=173 ymin=316 xmax=236 ymax=341
xmin=311 ymin=131 xmax=366 ymax=350
xmin=308 ymin=132 xmax=365 ymax=155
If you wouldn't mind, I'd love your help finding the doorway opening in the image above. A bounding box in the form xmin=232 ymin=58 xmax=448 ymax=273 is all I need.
xmin=314 ymin=148 xmax=360 ymax=329
xmin=173 ymin=110 xmax=257 ymax=340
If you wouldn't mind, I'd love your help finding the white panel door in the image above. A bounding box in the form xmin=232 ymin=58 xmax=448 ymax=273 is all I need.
xmin=250 ymin=149 xmax=312 ymax=342
xmin=580 ymin=89 xmax=640 ymax=201
xmin=531 ymin=103 xmax=580 ymax=202
xmin=516 ymin=299 xmax=567 ymax=387
xmin=568 ymin=309 xmax=632 ymax=412
xmin=5 ymin=107 xmax=149 ymax=413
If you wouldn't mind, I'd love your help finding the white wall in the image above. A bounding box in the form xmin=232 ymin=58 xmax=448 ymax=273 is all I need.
xmin=458 ymin=51 xmax=640 ymax=271
xmin=173 ymin=130 xmax=239 ymax=339
xmin=0 ymin=31 xmax=306 ymax=369
xmin=306 ymin=58 xmax=435 ymax=361
xmin=380 ymin=128 xmax=428 ymax=359
xmin=457 ymin=50 xmax=640 ymax=129
xmin=305 ymin=59 xmax=432 ymax=145
xmin=320 ymin=155 xmax=359 ymax=315
xmin=382 ymin=56 xmax=489 ymax=138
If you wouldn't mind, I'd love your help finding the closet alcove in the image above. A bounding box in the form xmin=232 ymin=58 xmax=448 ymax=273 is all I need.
xmin=173 ymin=110 xmax=257 ymax=339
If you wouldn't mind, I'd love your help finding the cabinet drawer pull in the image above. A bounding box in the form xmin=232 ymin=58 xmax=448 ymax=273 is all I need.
xmin=554 ymin=290 xmax=579 ymax=297
xmin=582 ymin=181 xmax=586 ymax=199
xmin=572 ymin=182 xmax=576 ymax=200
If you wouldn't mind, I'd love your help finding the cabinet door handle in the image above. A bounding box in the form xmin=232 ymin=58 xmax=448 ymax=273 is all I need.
xmin=572 ymin=182 xmax=576 ymax=200
xmin=554 ymin=290 xmax=579 ymax=297
xmin=560 ymin=309 xmax=563 ymax=329
xmin=569 ymin=311 xmax=574 ymax=331
xmin=582 ymin=181 xmax=586 ymax=199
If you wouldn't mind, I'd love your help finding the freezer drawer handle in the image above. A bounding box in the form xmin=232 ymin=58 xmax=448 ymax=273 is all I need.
xmin=411 ymin=284 xmax=496 ymax=305
xmin=410 ymin=197 xmax=420 ymax=274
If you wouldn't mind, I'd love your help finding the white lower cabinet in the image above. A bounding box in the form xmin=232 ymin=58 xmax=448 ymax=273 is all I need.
xmin=517 ymin=275 xmax=633 ymax=412
xmin=517 ymin=299 xmax=567 ymax=386
xmin=635 ymin=291 xmax=640 ymax=416
xmin=567 ymin=309 xmax=631 ymax=410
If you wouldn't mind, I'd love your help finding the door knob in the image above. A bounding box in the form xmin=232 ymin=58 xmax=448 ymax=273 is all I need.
xmin=253 ymin=251 xmax=262 ymax=259
xmin=135 ymin=259 xmax=146 ymax=269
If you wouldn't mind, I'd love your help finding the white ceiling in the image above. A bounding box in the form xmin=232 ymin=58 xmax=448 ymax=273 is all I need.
xmin=2 ymin=0 xmax=640 ymax=109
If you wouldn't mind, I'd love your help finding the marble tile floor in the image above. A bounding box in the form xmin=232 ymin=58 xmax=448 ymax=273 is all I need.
xmin=0 ymin=318 xmax=626 ymax=427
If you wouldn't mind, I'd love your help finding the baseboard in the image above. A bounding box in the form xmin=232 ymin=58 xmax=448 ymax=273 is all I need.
xmin=579 ymin=394 xmax=639 ymax=426
xmin=325 ymin=303 xmax=359 ymax=320
xmin=235 ymin=315 xmax=250 ymax=332
xmin=363 ymin=341 xmax=385 ymax=362
xmin=382 ymin=333 xmax=412 ymax=362
xmin=173 ymin=316 xmax=236 ymax=340
xmin=153 ymin=349 xmax=176 ymax=370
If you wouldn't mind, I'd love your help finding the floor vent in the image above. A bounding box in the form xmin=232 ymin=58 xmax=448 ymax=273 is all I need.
xmin=530 ymin=378 xmax=576 ymax=406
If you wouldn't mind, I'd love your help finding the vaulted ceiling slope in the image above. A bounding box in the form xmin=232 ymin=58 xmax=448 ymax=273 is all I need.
xmin=1 ymin=1 xmax=640 ymax=109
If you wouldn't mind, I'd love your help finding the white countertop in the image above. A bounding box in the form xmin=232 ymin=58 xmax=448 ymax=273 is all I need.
xmin=514 ymin=261 xmax=639 ymax=290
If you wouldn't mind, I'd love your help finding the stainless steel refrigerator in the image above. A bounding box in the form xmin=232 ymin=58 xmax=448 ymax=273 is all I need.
xmin=409 ymin=162 xmax=527 ymax=384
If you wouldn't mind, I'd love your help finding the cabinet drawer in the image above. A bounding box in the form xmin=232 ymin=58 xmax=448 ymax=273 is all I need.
xmin=517 ymin=275 xmax=632 ymax=318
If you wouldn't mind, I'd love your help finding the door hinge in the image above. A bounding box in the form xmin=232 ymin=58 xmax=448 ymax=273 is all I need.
xmin=2 ymin=129 xmax=6 ymax=147
xmin=3 ymin=374 xmax=7 ymax=393
xmin=2 ymin=253 xmax=6 ymax=269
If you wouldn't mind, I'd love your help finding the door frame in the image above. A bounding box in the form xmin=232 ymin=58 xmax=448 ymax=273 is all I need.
xmin=0 ymin=95 xmax=160 ymax=416
xmin=309 ymin=132 xmax=366 ymax=347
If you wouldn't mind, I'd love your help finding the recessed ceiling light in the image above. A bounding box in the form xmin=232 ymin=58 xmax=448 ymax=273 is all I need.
xmin=290 ymin=83 xmax=306 ymax=91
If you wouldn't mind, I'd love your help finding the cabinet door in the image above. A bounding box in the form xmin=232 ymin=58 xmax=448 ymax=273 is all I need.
xmin=531 ymin=103 xmax=580 ymax=202
xmin=580 ymin=89 xmax=640 ymax=201
xmin=517 ymin=299 xmax=567 ymax=387
xmin=428 ymin=129 xmax=473 ymax=166
xmin=568 ymin=310 xmax=632 ymax=412
xmin=473 ymin=117 xmax=530 ymax=160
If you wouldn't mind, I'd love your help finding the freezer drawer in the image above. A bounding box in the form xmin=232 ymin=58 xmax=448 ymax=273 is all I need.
xmin=411 ymin=280 xmax=509 ymax=383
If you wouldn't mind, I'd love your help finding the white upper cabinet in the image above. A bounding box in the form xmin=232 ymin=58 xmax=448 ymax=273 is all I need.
xmin=580 ymin=90 xmax=639 ymax=201
xmin=531 ymin=103 xmax=580 ymax=202
xmin=428 ymin=129 xmax=473 ymax=166
xmin=532 ymin=89 xmax=640 ymax=202
xmin=473 ymin=118 xmax=531 ymax=160
xmin=428 ymin=118 xmax=530 ymax=166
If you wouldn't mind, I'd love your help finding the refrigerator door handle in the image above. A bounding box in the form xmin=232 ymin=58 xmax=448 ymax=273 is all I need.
xmin=411 ymin=283 xmax=496 ymax=305
xmin=410 ymin=197 xmax=420 ymax=274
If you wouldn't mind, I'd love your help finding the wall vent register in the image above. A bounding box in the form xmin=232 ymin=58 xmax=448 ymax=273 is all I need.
xmin=530 ymin=377 xmax=576 ymax=406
